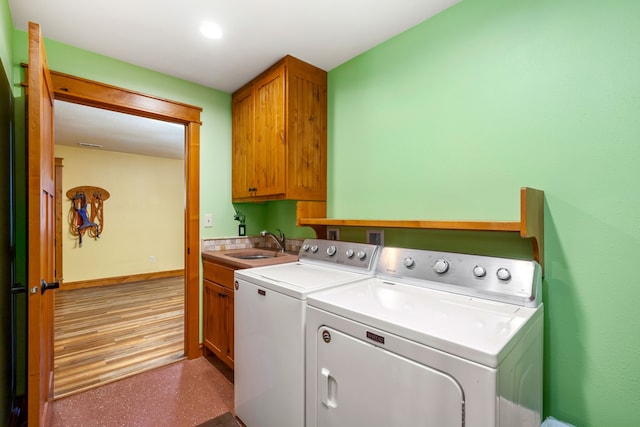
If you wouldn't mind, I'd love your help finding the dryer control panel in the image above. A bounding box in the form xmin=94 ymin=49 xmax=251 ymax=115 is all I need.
xmin=376 ymin=247 xmax=542 ymax=307
xmin=298 ymin=239 xmax=380 ymax=272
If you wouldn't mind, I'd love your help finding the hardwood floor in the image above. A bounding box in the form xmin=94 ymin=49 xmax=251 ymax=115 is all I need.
xmin=53 ymin=276 xmax=185 ymax=398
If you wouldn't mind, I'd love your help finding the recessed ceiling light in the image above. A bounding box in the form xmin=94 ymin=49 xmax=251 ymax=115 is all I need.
xmin=200 ymin=23 xmax=223 ymax=40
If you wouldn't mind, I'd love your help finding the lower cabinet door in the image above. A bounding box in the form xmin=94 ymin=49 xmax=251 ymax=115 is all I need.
xmin=203 ymin=279 xmax=233 ymax=369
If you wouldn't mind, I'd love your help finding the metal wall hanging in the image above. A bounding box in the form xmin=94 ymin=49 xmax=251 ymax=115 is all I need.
xmin=67 ymin=186 xmax=110 ymax=247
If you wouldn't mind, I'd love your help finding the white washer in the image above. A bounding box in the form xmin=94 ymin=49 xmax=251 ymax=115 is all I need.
xmin=234 ymin=239 xmax=380 ymax=427
xmin=306 ymin=247 xmax=544 ymax=427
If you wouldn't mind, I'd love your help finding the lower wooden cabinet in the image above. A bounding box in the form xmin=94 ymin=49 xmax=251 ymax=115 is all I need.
xmin=203 ymin=260 xmax=235 ymax=369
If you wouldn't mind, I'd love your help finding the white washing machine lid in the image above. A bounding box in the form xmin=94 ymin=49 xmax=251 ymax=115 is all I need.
xmin=234 ymin=262 xmax=372 ymax=300
xmin=306 ymin=277 xmax=543 ymax=367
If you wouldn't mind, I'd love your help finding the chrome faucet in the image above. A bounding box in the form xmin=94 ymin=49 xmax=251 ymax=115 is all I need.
xmin=261 ymin=229 xmax=286 ymax=253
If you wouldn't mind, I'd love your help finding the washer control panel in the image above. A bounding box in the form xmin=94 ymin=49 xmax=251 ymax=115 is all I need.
xmin=376 ymin=247 xmax=542 ymax=307
xmin=298 ymin=239 xmax=379 ymax=272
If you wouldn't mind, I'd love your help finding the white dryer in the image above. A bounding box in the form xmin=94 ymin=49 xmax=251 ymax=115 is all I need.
xmin=305 ymin=247 xmax=544 ymax=427
xmin=234 ymin=239 xmax=380 ymax=427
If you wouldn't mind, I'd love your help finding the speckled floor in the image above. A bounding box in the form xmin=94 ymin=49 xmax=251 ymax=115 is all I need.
xmin=51 ymin=356 xmax=234 ymax=427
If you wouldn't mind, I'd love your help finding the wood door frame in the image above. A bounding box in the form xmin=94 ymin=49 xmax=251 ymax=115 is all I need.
xmin=41 ymin=70 xmax=202 ymax=359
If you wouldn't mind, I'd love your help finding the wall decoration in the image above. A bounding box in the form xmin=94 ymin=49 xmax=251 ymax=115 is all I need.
xmin=67 ymin=186 xmax=110 ymax=247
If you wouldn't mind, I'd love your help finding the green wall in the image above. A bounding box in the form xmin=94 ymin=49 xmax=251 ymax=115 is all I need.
xmin=233 ymin=200 xmax=315 ymax=239
xmin=328 ymin=0 xmax=640 ymax=425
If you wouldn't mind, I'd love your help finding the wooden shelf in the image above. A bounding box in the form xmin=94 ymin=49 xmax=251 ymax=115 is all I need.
xmin=296 ymin=187 xmax=545 ymax=270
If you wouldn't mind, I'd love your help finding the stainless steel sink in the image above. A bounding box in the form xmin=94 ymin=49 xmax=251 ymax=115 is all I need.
xmin=230 ymin=254 xmax=272 ymax=259
xmin=226 ymin=251 xmax=281 ymax=260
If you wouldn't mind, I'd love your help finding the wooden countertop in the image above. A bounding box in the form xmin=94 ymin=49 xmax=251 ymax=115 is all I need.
xmin=202 ymin=248 xmax=298 ymax=269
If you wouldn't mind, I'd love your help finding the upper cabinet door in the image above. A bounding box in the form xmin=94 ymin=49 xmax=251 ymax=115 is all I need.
xmin=285 ymin=64 xmax=327 ymax=201
xmin=253 ymin=67 xmax=286 ymax=198
xmin=231 ymin=84 xmax=255 ymax=199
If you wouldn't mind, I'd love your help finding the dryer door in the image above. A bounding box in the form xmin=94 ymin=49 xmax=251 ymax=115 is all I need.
xmin=315 ymin=327 xmax=464 ymax=427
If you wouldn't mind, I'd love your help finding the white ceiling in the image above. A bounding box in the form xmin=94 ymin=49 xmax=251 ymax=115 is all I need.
xmin=9 ymin=0 xmax=460 ymax=94
xmin=10 ymin=0 xmax=460 ymax=158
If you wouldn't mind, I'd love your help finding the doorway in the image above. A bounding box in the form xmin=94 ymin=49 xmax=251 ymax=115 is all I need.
xmin=46 ymin=70 xmax=202 ymax=371
xmin=53 ymin=99 xmax=188 ymax=397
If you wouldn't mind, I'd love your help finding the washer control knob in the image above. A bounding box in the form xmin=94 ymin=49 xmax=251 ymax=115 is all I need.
xmin=310 ymin=245 xmax=319 ymax=253
xmin=433 ymin=259 xmax=449 ymax=274
xmin=497 ymin=268 xmax=511 ymax=281
xmin=326 ymin=245 xmax=337 ymax=256
xmin=346 ymin=249 xmax=355 ymax=258
xmin=473 ymin=265 xmax=486 ymax=277
xmin=302 ymin=244 xmax=310 ymax=251
xmin=357 ymin=250 xmax=367 ymax=260
xmin=403 ymin=257 xmax=415 ymax=268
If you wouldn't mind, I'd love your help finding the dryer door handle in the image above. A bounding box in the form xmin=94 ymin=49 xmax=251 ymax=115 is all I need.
xmin=321 ymin=368 xmax=338 ymax=409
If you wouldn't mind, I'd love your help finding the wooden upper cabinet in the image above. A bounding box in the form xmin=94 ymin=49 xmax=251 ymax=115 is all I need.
xmin=232 ymin=55 xmax=327 ymax=202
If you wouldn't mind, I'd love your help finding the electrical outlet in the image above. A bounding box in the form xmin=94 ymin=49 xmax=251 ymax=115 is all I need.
xmin=366 ymin=230 xmax=384 ymax=246
xmin=204 ymin=214 xmax=213 ymax=227
xmin=327 ymin=228 xmax=340 ymax=241
xmin=149 ymin=255 xmax=156 ymax=264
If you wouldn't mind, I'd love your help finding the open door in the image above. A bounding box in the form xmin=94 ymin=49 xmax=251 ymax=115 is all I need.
xmin=26 ymin=22 xmax=57 ymax=427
